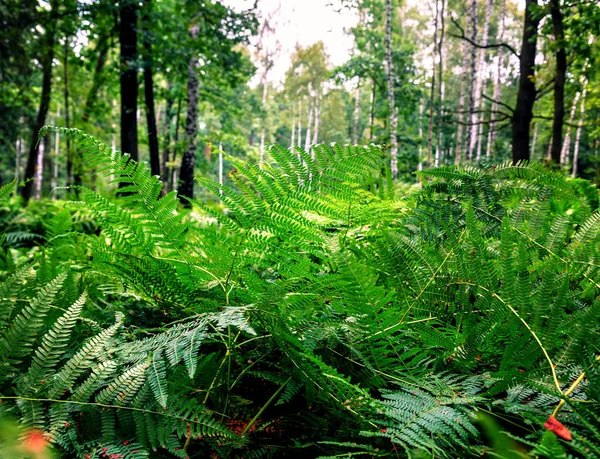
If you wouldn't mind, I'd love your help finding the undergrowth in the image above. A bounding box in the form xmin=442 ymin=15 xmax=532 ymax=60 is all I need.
xmin=0 ymin=127 xmax=598 ymax=458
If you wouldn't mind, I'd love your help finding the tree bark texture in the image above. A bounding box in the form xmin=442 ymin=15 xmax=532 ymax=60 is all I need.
xmin=435 ymin=0 xmax=445 ymax=167
xmin=487 ymin=0 xmax=506 ymax=157
xmin=550 ymin=0 xmax=566 ymax=165
xmin=561 ymin=90 xmax=581 ymax=164
xmin=142 ymin=0 xmax=160 ymax=177
xmin=161 ymin=87 xmax=174 ymax=188
xmin=511 ymin=0 xmax=539 ymax=163
xmin=474 ymin=0 xmax=492 ymax=161
xmin=466 ymin=0 xmax=478 ymax=161
xmin=427 ymin=0 xmax=440 ymax=168
xmin=571 ymin=85 xmax=587 ymax=178
xmin=21 ymin=2 xmax=57 ymax=202
xmin=119 ymin=0 xmax=139 ymax=160
xmin=178 ymin=24 xmax=200 ymax=204
xmin=385 ymin=0 xmax=398 ymax=179
xmin=455 ymin=65 xmax=466 ymax=165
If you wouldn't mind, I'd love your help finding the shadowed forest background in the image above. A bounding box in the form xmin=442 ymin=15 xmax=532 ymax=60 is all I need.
xmin=1 ymin=1 xmax=600 ymax=458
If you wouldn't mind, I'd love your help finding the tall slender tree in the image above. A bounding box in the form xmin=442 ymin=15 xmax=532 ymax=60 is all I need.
xmin=385 ymin=0 xmax=398 ymax=178
xmin=142 ymin=0 xmax=160 ymax=177
xmin=550 ymin=0 xmax=566 ymax=165
xmin=512 ymin=0 xmax=540 ymax=163
xmin=119 ymin=0 xmax=138 ymax=160
xmin=21 ymin=0 xmax=57 ymax=202
xmin=486 ymin=0 xmax=506 ymax=157
xmin=178 ymin=23 xmax=200 ymax=204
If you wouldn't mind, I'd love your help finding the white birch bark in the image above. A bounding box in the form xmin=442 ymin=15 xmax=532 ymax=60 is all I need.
xmin=466 ymin=0 xmax=478 ymax=161
xmin=471 ymin=0 xmax=492 ymax=161
xmin=312 ymin=95 xmax=319 ymax=146
xmin=561 ymin=90 xmax=582 ymax=165
xmin=353 ymin=85 xmax=360 ymax=144
xmin=290 ymin=101 xmax=295 ymax=148
xmin=218 ymin=142 xmax=223 ymax=195
xmin=455 ymin=69 xmax=466 ymax=165
xmin=52 ymin=113 xmax=59 ymax=196
xmin=427 ymin=0 xmax=439 ymax=167
xmin=571 ymin=85 xmax=587 ymax=178
xmin=35 ymin=137 xmax=45 ymax=200
xmin=486 ymin=0 xmax=506 ymax=158
xmin=305 ymin=103 xmax=313 ymax=151
xmin=297 ymin=99 xmax=302 ymax=148
xmin=386 ymin=0 xmax=398 ymax=179
xmin=15 ymin=139 xmax=21 ymax=184
xmin=531 ymin=122 xmax=538 ymax=159
xmin=435 ymin=0 xmax=445 ymax=167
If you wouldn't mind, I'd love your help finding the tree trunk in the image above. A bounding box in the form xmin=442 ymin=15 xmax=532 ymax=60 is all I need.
xmin=369 ymin=81 xmax=376 ymax=141
xmin=260 ymin=70 xmax=268 ymax=162
xmin=82 ymin=33 xmax=110 ymax=124
xmin=142 ymin=0 xmax=160 ymax=177
xmin=487 ymin=0 xmax=506 ymax=157
xmin=161 ymin=87 xmax=174 ymax=188
xmin=119 ymin=0 xmax=139 ymax=160
xmin=511 ymin=0 xmax=539 ymax=163
xmin=21 ymin=3 xmax=57 ymax=203
xmin=427 ymin=0 xmax=440 ymax=168
xmin=385 ymin=0 xmax=398 ymax=179
xmin=297 ymin=99 xmax=302 ymax=148
xmin=52 ymin=110 xmax=59 ymax=195
xmin=312 ymin=95 xmax=319 ymax=146
xmin=418 ymin=99 xmax=424 ymax=166
xmin=472 ymin=0 xmax=492 ymax=161
xmin=435 ymin=0 xmax=445 ymax=167
xmin=561 ymin=90 xmax=581 ymax=165
xmin=178 ymin=24 xmax=200 ymax=204
xmin=455 ymin=68 xmax=466 ymax=165
xmin=169 ymin=95 xmax=182 ymax=192
xmin=290 ymin=101 xmax=295 ymax=148
xmin=571 ymin=85 xmax=587 ymax=178
xmin=63 ymin=39 xmax=76 ymax=189
xmin=305 ymin=103 xmax=313 ymax=151
xmin=35 ymin=136 xmax=45 ymax=200
xmin=218 ymin=143 xmax=224 ymax=194
xmin=466 ymin=0 xmax=478 ymax=161
xmin=550 ymin=0 xmax=566 ymax=165
xmin=353 ymin=85 xmax=360 ymax=144
xmin=531 ymin=122 xmax=538 ymax=159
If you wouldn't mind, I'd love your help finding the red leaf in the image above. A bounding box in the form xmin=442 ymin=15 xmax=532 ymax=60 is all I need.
xmin=544 ymin=416 xmax=572 ymax=441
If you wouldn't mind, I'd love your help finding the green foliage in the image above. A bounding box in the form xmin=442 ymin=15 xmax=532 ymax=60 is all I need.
xmin=1 ymin=128 xmax=600 ymax=457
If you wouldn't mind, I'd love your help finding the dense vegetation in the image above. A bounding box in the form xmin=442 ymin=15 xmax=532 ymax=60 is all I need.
xmin=0 ymin=127 xmax=599 ymax=457
xmin=1 ymin=0 xmax=600 ymax=457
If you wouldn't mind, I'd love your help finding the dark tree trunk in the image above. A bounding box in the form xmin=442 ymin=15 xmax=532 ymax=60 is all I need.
xmin=82 ymin=33 xmax=111 ymax=124
xmin=142 ymin=0 xmax=160 ymax=177
xmin=550 ymin=0 xmax=566 ymax=165
xmin=21 ymin=4 xmax=57 ymax=203
xmin=119 ymin=0 xmax=138 ymax=160
xmin=178 ymin=24 xmax=200 ymax=205
xmin=64 ymin=40 xmax=75 ymax=188
xmin=511 ymin=0 xmax=539 ymax=163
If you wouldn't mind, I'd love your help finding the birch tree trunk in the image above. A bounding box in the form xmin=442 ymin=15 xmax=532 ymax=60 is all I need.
xmin=369 ymin=82 xmax=375 ymax=141
xmin=466 ymin=0 xmax=478 ymax=161
xmin=178 ymin=24 xmax=200 ymax=204
xmin=290 ymin=101 xmax=295 ymax=148
xmin=571 ymin=85 xmax=587 ymax=178
xmin=218 ymin=143 xmax=224 ymax=194
xmin=486 ymin=0 xmax=506 ymax=157
xmin=161 ymin=86 xmax=174 ymax=188
xmin=52 ymin=110 xmax=59 ymax=195
xmin=35 ymin=137 xmax=45 ymax=200
xmin=435 ymin=0 xmax=445 ymax=167
xmin=455 ymin=68 xmax=466 ymax=165
xmin=169 ymin=96 xmax=182 ymax=192
xmin=386 ymin=0 xmax=398 ymax=179
xmin=471 ymin=0 xmax=491 ymax=161
xmin=312 ymin=96 xmax=319 ymax=146
xmin=260 ymin=72 xmax=268 ymax=162
xmin=353 ymin=85 xmax=360 ymax=144
xmin=561 ymin=90 xmax=581 ymax=165
xmin=297 ymin=99 xmax=302 ymax=148
xmin=531 ymin=122 xmax=538 ymax=159
xmin=304 ymin=103 xmax=313 ymax=151
xmin=427 ymin=0 xmax=439 ymax=168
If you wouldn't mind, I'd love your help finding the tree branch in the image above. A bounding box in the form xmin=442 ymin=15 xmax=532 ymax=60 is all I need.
xmin=482 ymin=93 xmax=515 ymax=113
xmin=450 ymin=17 xmax=520 ymax=59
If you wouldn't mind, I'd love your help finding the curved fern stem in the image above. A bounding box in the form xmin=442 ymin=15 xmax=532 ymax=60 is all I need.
xmin=491 ymin=293 xmax=562 ymax=394
xmin=552 ymin=354 xmax=600 ymax=417
xmin=240 ymin=377 xmax=291 ymax=437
